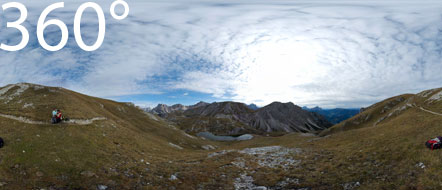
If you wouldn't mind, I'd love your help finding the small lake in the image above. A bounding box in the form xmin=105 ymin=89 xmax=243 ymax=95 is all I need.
xmin=197 ymin=132 xmax=254 ymax=141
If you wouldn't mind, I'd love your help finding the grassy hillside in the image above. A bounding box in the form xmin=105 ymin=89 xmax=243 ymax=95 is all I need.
xmin=321 ymin=88 xmax=441 ymax=136
xmin=0 ymin=83 xmax=441 ymax=189
xmin=0 ymin=83 xmax=219 ymax=189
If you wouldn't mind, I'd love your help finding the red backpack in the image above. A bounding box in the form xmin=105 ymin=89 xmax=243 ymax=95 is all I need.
xmin=426 ymin=136 xmax=442 ymax=150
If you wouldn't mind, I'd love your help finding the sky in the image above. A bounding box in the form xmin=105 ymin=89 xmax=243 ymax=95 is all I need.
xmin=0 ymin=0 xmax=441 ymax=108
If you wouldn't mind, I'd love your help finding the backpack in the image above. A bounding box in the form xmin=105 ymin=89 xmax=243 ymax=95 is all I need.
xmin=426 ymin=136 xmax=442 ymax=150
xmin=0 ymin=137 xmax=4 ymax=148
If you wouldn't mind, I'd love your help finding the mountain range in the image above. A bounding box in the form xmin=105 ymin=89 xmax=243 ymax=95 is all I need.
xmin=148 ymin=101 xmax=333 ymax=135
xmin=302 ymin=106 xmax=360 ymax=124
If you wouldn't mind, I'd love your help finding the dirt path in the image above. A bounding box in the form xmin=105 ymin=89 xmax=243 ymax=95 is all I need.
xmin=418 ymin=107 xmax=442 ymax=116
xmin=0 ymin=113 xmax=46 ymax=124
xmin=0 ymin=113 xmax=106 ymax=125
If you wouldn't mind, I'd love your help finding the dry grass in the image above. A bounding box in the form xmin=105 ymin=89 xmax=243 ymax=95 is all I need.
xmin=0 ymin=84 xmax=441 ymax=189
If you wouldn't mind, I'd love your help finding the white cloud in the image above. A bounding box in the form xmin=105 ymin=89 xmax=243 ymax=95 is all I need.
xmin=0 ymin=0 xmax=441 ymax=108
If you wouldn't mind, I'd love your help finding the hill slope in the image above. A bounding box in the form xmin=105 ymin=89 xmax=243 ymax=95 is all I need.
xmin=0 ymin=83 xmax=214 ymax=189
xmin=321 ymin=88 xmax=442 ymax=136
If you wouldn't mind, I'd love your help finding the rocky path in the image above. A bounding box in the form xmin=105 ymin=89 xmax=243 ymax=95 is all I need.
xmin=0 ymin=113 xmax=106 ymax=125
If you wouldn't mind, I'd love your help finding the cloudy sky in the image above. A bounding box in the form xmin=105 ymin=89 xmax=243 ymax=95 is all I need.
xmin=0 ymin=0 xmax=441 ymax=108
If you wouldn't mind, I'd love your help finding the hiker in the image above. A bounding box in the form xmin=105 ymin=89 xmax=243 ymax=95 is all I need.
xmin=0 ymin=137 xmax=4 ymax=148
xmin=51 ymin=109 xmax=63 ymax=124
xmin=51 ymin=109 xmax=58 ymax=124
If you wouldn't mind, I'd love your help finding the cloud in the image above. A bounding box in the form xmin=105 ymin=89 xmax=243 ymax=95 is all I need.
xmin=0 ymin=0 xmax=441 ymax=108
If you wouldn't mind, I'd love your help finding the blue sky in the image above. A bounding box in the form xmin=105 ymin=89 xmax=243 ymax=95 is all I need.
xmin=0 ymin=0 xmax=442 ymax=108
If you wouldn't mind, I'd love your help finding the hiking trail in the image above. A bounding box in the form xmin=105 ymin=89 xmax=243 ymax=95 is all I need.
xmin=418 ymin=107 xmax=442 ymax=116
xmin=0 ymin=113 xmax=106 ymax=125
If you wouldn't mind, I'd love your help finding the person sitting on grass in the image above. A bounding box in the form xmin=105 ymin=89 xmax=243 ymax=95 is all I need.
xmin=51 ymin=109 xmax=63 ymax=124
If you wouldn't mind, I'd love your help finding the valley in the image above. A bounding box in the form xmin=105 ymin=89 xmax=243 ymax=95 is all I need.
xmin=0 ymin=83 xmax=441 ymax=189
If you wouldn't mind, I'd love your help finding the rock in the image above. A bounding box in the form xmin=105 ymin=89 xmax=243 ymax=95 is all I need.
xmin=234 ymin=173 xmax=267 ymax=190
xmin=202 ymin=145 xmax=216 ymax=150
xmin=169 ymin=175 xmax=178 ymax=181
xmin=253 ymin=186 xmax=267 ymax=190
xmin=342 ymin=182 xmax=361 ymax=190
xmin=97 ymin=185 xmax=107 ymax=190
xmin=416 ymin=162 xmax=425 ymax=169
xmin=36 ymin=171 xmax=44 ymax=177
xmin=168 ymin=143 xmax=183 ymax=150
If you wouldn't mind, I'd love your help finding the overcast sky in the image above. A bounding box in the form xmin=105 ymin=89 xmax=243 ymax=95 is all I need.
xmin=0 ymin=0 xmax=441 ymax=108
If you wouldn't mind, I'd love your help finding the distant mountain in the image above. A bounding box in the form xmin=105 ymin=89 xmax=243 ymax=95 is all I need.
xmin=247 ymin=103 xmax=259 ymax=110
xmin=149 ymin=101 xmax=209 ymax=117
xmin=303 ymin=106 xmax=360 ymax=124
xmin=252 ymin=102 xmax=332 ymax=132
xmin=179 ymin=102 xmax=259 ymax=135
xmin=150 ymin=101 xmax=332 ymax=135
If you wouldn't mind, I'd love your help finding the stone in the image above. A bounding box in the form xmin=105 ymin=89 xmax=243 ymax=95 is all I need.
xmin=97 ymin=185 xmax=107 ymax=190
xmin=170 ymin=175 xmax=178 ymax=181
xmin=253 ymin=187 xmax=267 ymax=190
